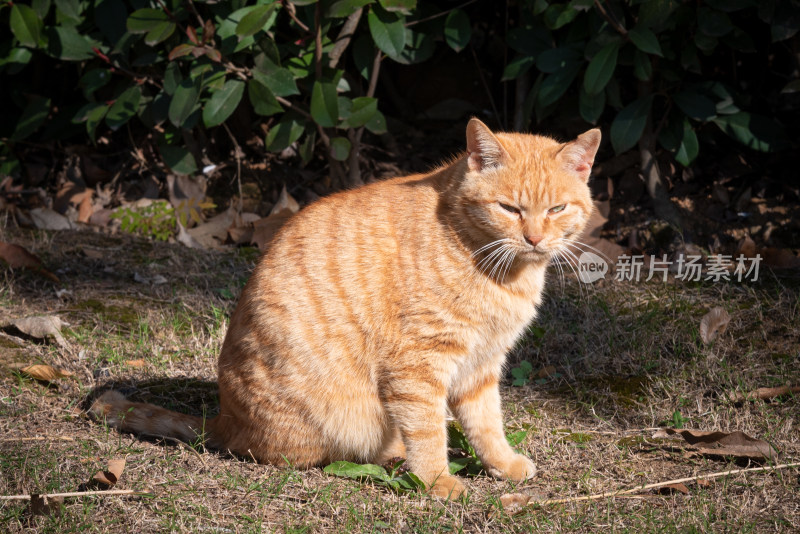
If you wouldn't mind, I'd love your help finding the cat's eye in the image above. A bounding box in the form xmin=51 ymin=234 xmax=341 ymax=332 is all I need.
xmin=498 ymin=202 xmax=520 ymax=214
xmin=549 ymin=204 xmax=567 ymax=214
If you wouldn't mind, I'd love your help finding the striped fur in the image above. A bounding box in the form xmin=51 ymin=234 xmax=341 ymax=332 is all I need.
xmin=90 ymin=119 xmax=601 ymax=498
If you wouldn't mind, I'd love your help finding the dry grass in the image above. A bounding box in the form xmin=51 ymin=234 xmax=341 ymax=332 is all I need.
xmin=1 ymin=227 xmax=798 ymax=533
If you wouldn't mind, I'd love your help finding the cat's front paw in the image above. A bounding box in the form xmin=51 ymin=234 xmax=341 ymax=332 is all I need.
xmin=428 ymin=474 xmax=466 ymax=499
xmin=486 ymin=453 xmax=537 ymax=482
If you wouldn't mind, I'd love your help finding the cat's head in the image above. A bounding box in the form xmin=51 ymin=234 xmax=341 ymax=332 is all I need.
xmin=455 ymin=118 xmax=600 ymax=266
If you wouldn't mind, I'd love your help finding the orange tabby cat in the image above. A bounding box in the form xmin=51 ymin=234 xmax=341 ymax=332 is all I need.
xmin=91 ymin=119 xmax=600 ymax=498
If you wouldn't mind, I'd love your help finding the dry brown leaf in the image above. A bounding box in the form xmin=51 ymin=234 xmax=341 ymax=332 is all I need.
xmin=655 ymin=482 xmax=689 ymax=495
xmin=11 ymin=316 xmax=68 ymax=348
xmin=176 ymin=220 xmax=203 ymax=249
xmin=736 ymin=236 xmax=757 ymax=259
xmin=270 ymin=185 xmax=300 ymax=215
xmin=29 ymin=207 xmax=74 ymax=230
xmin=0 ymin=242 xmax=59 ymax=282
xmin=92 ymin=458 xmax=126 ymax=487
xmin=125 ymin=359 xmax=146 ymax=368
xmin=652 ymin=428 xmax=779 ymax=462
xmin=30 ymin=494 xmax=63 ymax=516
xmin=498 ymin=493 xmax=532 ymax=515
xmin=699 ymin=307 xmax=730 ymax=344
xmin=77 ymin=193 xmax=95 ymax=223
xmin=21 ymin=364 xmax=74 ymax=381
xmin=725 ymin=385 xmax=800 ymax=403
xmin=186 ymin=204 xmax=236 ymax=249
xmin=251 ymin=208 xmax=294 ymax=251
xmin=537 ymin=365 xmax=557 ymax=379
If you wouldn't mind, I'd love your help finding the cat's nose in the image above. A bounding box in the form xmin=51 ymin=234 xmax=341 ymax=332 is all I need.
xmin=525 ymin=235 xmax=543 ymax=247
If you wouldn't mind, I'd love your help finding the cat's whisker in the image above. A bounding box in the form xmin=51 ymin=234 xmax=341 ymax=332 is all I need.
xmin=560 ymin=238 xmax=614 ymax=264
xmin=559 ymin=246 xmax=598 ymax=300
xmin=471 ymin=238 xmax=514 ymax=258
xmin=549 ymin=251 xmax=566 ymax=294
xmin=552 ymin=247 xmax=585 ymax=299
xmin=499 ymin=248 xmax=518 ymax=284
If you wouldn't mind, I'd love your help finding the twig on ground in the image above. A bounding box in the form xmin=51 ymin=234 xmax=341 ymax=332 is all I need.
xmin=537 ymin=462 xmax=800 ymax=506
xmin=1 ymin=489 xmax=149 ymax=501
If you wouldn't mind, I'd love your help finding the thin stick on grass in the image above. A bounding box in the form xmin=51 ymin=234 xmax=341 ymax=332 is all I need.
xmin=536 ymin=462 xmax=800 ymax=506
xmin=1 ymin=489 xmax=150 ymax=501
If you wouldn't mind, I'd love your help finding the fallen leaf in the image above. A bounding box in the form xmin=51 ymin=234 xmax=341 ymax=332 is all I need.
xmin=21 ymin=364 xmax=74 ymax=381
xmin=500 ymin=492 xmax=531 ymax=514
xmin=186 ymin=204 xmax=236 ymax=249
xmin=655 ymin=482 xmax=689 ymax=495
xmin=251 ymin=209 xmax=294 ymax=251
xmin=92 ymin=458 xmax=126 ymax=487
xmin=168 ymin=174 xmax=210 ymax=228
xmin=125 ymin=359 xmax=146 ymax=367
xmin=11 ymin=316 xmax=69 ymax=348
xmin=537 ymin=365 xmax=557 ymax=379
xmin=724 ymin=385 xmax=800 ymax=403
xmin=77 ymin=193 xmax=95 ymax=223
xmin=736 ymin=236 xmax=756 ymax=259
xmin=0 ymin=242 xmax=59 ymax=282
xmin=270 ymin=185 xmax=300 ymax=215
xmin=652 ymin=428 xmax=779 ymax=462
xmin=695 ymin=478 xmax=713 ymax=488
xmin=29 ymin=207 xmax=74 ymax=230
xmin=699 ymin=307 xmax=730 ymax=344
xmin=30 ymin=494 xmax=63 ymax=516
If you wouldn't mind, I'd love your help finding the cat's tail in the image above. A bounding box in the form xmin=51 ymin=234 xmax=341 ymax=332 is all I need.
xmin=89 ymin=390 xmax=214 ymax=445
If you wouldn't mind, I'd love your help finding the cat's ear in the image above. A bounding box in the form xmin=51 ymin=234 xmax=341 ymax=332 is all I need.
xmin=466 ymin=118 xmax=510 ymax=172
xmin=558 ymin=128 xmax=602 ymax=182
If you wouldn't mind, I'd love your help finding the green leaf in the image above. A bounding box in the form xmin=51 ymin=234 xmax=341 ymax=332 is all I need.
xmin=55 ymin=0 xmax=82 ymax=25
xmin=80 ymin=69 xmax=112 ymax=100
xmin=537 ymin=47 xmax=581 ymax=73
xmin=610 ymin=95 xmax=653 ymax=154
xmin=127 ymin=8 xmax=169 ymax=33
xmin=782 ymin=80 xmax=800 ymax=94
xmin=299 ymin=131 xmax=317 ymax=164
xmin=444 ymin=9 xmax=471 ymax=53
xmin=266 ymin=112 xmax=305 ymax=152
xmin=579 ymin=86 xmax=605 ymax=124
xmin=712 ymin=112 xmax=789 ymax=152
xmin=203 ymin=79 xmax=245 ymax=127
xmin=12 ymin=96 xmax=51 ymax=141
xmin=164 ymin=62 xmax=182 ymax=96
xmin=310 ymin=81 xmax=339 ymax=127
xmin=633 ymin=49 xmax=652 ymax=81
xmin=10 ymin=4 xmax=44 ymax=48
xmin=247 ymin=80 xmax=283 ymax=116
xmin=32 ymin=0 xmax=51 ymax=18
xmin=502 ymin=55 xmax=535 ymax=81
xmin=672 ymin=90 xmax=716 ymax=121
xmin=368 ymin=5 xmax=406 ymax=60
xmin=49 ymin=26 xmax=96 ymax=60
xmin=627 ymin=27 xmax=663 ymax=57
xmin=506 ymin=430 xmax=528 ymax=447
xmin=82 ymin=103 xmax=109 ymax=142
xmin=168 ymin=78 xmax=202 ymax=128
xmin=365 ymin=110 xmax=387 ymax=134
xmin=697 ymin=7 xmax=734 ymax=37
xmin=330 ymin=137 xmax=352 ymax=161
xmin=341 ymin=97 xmax=378 ymax=128
xmin=323 ymin=461 xmax=389 ymax=481
xmin=536 ymin=62 xmax=581 ymax=108
xmin=327 ymin=0 xmax=374 ymax=18
xmin=675 ymin=123 xmax=699 ymax=167
xmin=0 ymin=47 xmax=33 ymax=74
xmin=506 ymin=26 xmax=551 ymax=57
xmin=447 ymin=423 xmax=473 ymax=453
xmin=543 ymin=3 xmax=578 ymax=29
xmin=448 ymin=457 xmax=475 ymax=475
xmin=252 ymin=65 xmax=300 ymax=98
xmin=378 ymin=0 xmax=416 ymax=13
xmin=583 ymin=42 xmax=619 ymax=96
xmin=106 ymin=86 xmax=142 ymax=130
xmin=160 ymin=144 xmax=198 ymax=174
xmin=235 ymin=3 xmax=279 ymax=38
xmin=127 ymin=9 xmax=176 ymax=45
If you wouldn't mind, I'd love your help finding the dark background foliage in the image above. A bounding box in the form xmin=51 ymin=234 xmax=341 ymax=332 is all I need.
xmin=1 ymin=0 xmax=799 ymax=231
